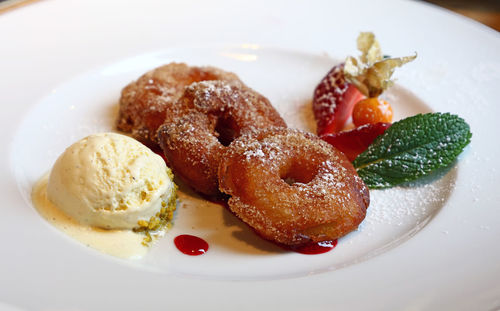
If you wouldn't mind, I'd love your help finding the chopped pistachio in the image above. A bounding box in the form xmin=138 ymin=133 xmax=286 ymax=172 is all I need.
xmin=133 ymin=185 xmax=178 ymax=246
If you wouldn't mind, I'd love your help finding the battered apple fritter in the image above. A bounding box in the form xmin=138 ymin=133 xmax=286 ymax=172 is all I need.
xmin=117 ymin=63 xmax=242 ymax=146
xmin=157 ymin=80 xmax=286 ymax=196
xmin=218 ymin=127 xmax=369 ymax=245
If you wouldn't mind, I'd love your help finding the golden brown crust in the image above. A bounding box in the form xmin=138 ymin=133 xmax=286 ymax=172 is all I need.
xmin=157 ymin=81 xmax=286 ymax=196
xmin=117 ymin=63 xmax=242 ymax=146
xmin=218 ymin=127 xmax=369 ymax=245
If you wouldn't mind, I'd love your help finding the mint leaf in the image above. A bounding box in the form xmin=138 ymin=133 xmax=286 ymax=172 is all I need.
xmin=353 ymin=112 xmax=471 ymax=189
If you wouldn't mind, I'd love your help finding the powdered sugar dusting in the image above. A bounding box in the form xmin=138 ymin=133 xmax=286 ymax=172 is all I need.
xmin=359 ymin=165 xmax=457 ymax=234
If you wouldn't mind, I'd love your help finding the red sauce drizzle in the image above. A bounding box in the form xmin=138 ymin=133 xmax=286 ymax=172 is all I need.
xmin=174 ymin=234 xmax=209 ymax=256
xmin=287 ymin=239 xmax=338 ymax=255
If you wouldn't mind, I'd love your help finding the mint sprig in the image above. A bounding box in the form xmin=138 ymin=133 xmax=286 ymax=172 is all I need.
xmin=353 ymin=112 xmax=472 ymax=189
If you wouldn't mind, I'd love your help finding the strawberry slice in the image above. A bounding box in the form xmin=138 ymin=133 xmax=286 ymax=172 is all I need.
xmin=321 ymin=122 xmax=391 ymax=162
xmin=313 ymin=63 xmax=364 ymax=135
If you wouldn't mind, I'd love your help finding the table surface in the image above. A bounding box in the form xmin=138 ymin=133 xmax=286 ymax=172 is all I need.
xmin=423 ymin=0 xmax=500 ymax=31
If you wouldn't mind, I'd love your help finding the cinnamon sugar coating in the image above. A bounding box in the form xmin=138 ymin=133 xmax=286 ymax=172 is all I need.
xmin=117 ymin=63 xmax=242 ymax=146
xmin=218 ymin=127 xmax=369 ymax=245
xmin=157 ymin=81 xmax=286 ymax=196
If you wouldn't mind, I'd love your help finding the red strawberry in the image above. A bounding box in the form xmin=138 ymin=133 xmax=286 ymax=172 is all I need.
xmin=321 ymin=122 xmax=391 ymax=162
xmin=313 ymin=63 xmax=364 ymax=135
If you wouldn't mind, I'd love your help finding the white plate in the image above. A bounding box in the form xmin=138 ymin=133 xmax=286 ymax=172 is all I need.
xmin=1 ymin=0 xmax=500 ymax=310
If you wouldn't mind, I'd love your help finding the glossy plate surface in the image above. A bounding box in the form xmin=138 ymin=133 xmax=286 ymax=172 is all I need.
xmin=1 ymin=0 xmax=499 ymax=310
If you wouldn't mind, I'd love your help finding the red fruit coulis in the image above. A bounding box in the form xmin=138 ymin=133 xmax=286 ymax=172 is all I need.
xmin=168 ymin=166 xmax=337 ymax=256
xmin=174 ymin=234 xmax=209 ymax=256
xmin=286 ymin=240 xmax=338 ymax=255
xmin=173 ymin=234 xmax=337 ymax=256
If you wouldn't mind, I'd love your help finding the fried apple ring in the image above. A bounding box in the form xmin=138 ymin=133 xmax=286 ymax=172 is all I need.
xmin=117 ymin=63 xmax=242 ymax=146
xmin=157 ymin=80 xmax=286 ymax=196
xmin=218 ymin=127 xmax=369 ymax=245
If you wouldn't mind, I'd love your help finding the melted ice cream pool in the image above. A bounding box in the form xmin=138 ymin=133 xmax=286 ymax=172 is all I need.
xmin=33 ymin=174 xmax=148 ymax=259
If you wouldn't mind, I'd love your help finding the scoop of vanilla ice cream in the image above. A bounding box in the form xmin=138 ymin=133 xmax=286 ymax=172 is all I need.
xmin=47 ymin=132 xmax=176 ymax=230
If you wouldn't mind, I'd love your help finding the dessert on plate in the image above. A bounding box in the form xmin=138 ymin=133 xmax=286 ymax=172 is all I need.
xmin=31 ymin=32 xmax=471 ymax=258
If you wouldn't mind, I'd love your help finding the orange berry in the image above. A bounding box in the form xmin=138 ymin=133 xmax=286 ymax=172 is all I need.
xmin=352 ymin=97 xmax=393 ymax=127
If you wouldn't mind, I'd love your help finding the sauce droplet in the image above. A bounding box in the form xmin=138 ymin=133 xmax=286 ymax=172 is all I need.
xmin=288 ymin=240 xmax=337 ymax=255
xmin=174 ymin=234 xmax=209 ymax=256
